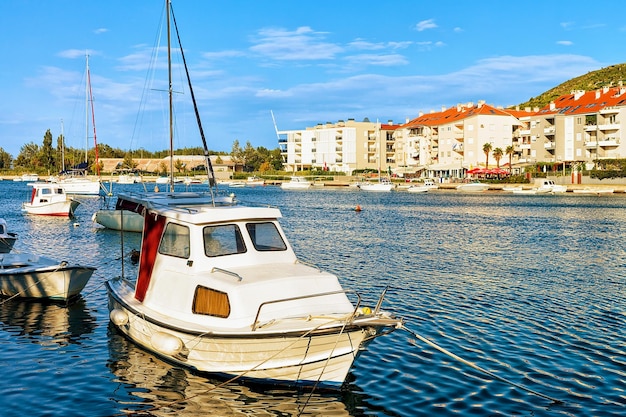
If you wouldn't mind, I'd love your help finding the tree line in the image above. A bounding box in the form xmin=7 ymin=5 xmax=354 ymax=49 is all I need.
xmin=0 ymin=129 xmax=284 ymax=174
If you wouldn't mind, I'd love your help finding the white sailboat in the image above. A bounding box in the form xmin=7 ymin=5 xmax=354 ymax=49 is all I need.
xmin=55 ymin=55 xmax=101 ymax=196
xmin=105 ymin=0 xmax=401 ymax=388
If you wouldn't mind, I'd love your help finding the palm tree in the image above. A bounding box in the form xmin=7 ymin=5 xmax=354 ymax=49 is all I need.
xmin=493 ymin=147 xmax=503 ymax=168
xmin=482 ymin=143 xmax=492 ymax=169
xmin=505 ymin=145 xmax=514 ymax=173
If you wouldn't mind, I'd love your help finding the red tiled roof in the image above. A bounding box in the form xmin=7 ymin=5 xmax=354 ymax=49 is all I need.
xmin=402 ymin=102 xmax=516 ymax=128
xmin=535 ymin=87 xmax=626 ymax=116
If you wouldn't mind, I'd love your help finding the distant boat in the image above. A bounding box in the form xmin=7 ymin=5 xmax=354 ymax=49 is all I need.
xmin=245 ymin=176 xmax=265 ymax=186
xmin=407 ymin=178 xmax=438 ymax=193
xmin=358 ymin=177 xmax=394 ymax=192
xmin=535 ymin=180 xmax=567 ymax=194
xmin=280 ymin=176 xmax=311 ymax=190
xmin=0 ymin=218 xmax=17 ymax=253
xmin=0 ymin=252 xmax=95 ymax=301
xmin=572 ymin=187 xmax=614 ymax=195
xmin=22 ymin=182 xmax=80 ymax=217
xmin=456 ymin=181 xmax=490 ymax=192
xmin=13 ymin=173 xmax=39 ymax=182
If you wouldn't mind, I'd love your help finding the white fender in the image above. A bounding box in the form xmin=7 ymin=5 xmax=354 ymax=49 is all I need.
xmin=110 ymin=308 xmax=129 ymax=326
xmin=151 ymin=331 xmax=184 ymax=356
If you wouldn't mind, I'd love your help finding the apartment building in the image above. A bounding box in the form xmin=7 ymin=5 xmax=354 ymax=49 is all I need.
xmin=279 ymin=118 xmax=402 ymax=174
xmin=278 ymin=87 xmax=626 ymax=178
xmin=398 ymin=101 xmax=530 ymax=178
xmin=524 ymin=87 xmax=626 ymax=169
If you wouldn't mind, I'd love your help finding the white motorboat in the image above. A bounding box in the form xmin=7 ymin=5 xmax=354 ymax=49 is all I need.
xmin=280 ymin=176 xmax=311 ymax=190
xmin=407 ymin=179 xmax=438 ymax=193
xmin=456 ymin=181 xmax=490 ymax=192
xmin=92 ymin=208 xmax=144 ymax=233
xmin=13 ymin=173 xmax=39 ymax=182
xmin=0 ymin=252 xmax=95 ymax=301
xmin=0 ymin=218 xmax=17 ymax=253
xmin=22 ymin=182 xmax=81 ymax=217
xmin=535 ymin=180 xmax=567 ymax=194
xmin=502 ymin=185 xmax=523 ymax=192
xmin=53 ymin=176 xmax=102 ymax=195
xmin=245 ymin=176 xmax=265 ymax=187
xmin=106 ymin=190 xmax=400 ymax=388
xmin=358 ymin=177 xmax=394 ymax=192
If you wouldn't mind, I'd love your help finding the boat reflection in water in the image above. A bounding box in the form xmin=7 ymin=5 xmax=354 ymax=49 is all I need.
xmin=106 ymin=329 xmax=358 ymax=416
xmin=0 ymin=297 xmax=95 ymax=346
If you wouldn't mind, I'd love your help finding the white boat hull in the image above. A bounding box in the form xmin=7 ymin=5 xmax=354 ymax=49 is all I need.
xmin=55 ymin=178 xmax=101 ymax=195
xmin=0 ymin=253 xmax=95 ymax=301
xmin=457 ymin=183 xmax=490 ymax=192
xmin=358 ymin=183 xmax=394 ymax=192
xmin=22 ymin=199 xmax=80 ymax=217
xmin=92 ymin=209 xmax=144 ymax=232
xmin=107 ymin=279 xmax=394 ymax=387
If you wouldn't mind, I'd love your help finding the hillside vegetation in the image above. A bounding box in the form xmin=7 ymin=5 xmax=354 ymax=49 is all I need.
xmin=516 ymin=63 xmax=626 ymax=110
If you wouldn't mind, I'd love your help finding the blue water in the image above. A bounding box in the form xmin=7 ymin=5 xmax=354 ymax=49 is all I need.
xmin=0 ymin=180 xmax=624 ymax=416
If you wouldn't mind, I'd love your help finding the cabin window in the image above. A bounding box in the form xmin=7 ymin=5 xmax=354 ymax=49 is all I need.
xmin=246 ymin=222 xmax=287 ymax=252
xmin=192 ymin=285 xmax=230 ymax=317
xmin=203 ymin=224 xmax=246 ymax=257
xmin=158 ymin=222 xmax=190 ymax=259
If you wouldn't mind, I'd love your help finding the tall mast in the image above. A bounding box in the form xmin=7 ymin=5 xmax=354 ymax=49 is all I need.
xmin=61 ymin=119 xmax=65 ymax=172
xmin=167 ymin=0 xmax=174 ymax=191
xmin=85 ymin=54 xmax=90 ymax=165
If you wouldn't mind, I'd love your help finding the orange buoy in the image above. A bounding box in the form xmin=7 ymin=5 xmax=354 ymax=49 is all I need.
xmin=355 ymin=204 xmax=362 ymax=212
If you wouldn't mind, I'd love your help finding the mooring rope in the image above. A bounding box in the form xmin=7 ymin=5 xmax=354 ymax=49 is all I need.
xmin=399 ymin=324 xmax=562 ymax=404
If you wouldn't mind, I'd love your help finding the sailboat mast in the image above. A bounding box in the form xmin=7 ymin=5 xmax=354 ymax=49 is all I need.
xmin=87 ymin=56 xmax=100 ymax=176
xmin=61 ymin=119 xmax=65 ymax=172
xmin=167 ymin=0 xmax=174 ymax=191
xmin=85 ymin=54 xmax=90 ymax=166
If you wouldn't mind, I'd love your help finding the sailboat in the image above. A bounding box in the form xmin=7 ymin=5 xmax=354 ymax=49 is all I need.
xmin=105 ymin=0 xmax=401 ymax=389
xmin=358 ymin=121 xmax=394 ymax=192
xmin=54 ymin=55 xmax=102 ymax=196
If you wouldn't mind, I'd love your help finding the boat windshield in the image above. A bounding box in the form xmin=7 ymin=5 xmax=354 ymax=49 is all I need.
xmin=204 ymin=224 xmax=246 ymax=257
xmin=159 ymin=223 xmax=190 ymax=259
xmin=246 ymin=222 xmax=287 ymax=252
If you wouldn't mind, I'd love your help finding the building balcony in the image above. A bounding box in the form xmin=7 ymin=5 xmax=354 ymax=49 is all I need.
xmin=584 ymin=124 xmax=598 ymax=132
xmin=584 ymin=140 xmax=619 ymax=148
xmin=544 ymin=126 xmax=556 ymax=135
xmin=544 ymin=141 xmax=556 ymax=150
xmin=519 ymin=129 xmax=531 ymax=135
xmin=519 ymin=144 xmax=531 ymax=150
xmin=452 ymin=143 xmax=464 ymax=153
xmin=598 ymin=123 xmax=620 ymax=131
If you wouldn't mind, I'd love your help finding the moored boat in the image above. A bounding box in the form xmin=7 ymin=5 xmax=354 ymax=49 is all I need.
xmin=92 ymin=208 xmax=144 ymax=232
xmin=0 ymin=252 xmax=95 ymax=301
xmin=0 ymin=218 xmax=17 ymax=253
xmin=456 ymin=181 xmax=490 ymax=192
xmin=106 ymin=190 xmax=401 ymax=387
xmin=280 ymin=176 xmax=311 ymax=190
xmin=22 ymin=182 xmax=80 ymax=217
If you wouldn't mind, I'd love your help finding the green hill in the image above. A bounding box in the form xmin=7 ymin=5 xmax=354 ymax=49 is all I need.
xmin=517 ymin=63 xmax=626 ymax=109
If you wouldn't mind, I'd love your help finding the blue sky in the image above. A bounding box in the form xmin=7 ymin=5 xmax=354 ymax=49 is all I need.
xmin=1 ymin=0 xmax=625 ymax=159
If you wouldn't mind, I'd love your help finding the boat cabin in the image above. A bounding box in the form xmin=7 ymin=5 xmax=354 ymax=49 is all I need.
xmin=117 ymin=192 xmax=352 ymax=332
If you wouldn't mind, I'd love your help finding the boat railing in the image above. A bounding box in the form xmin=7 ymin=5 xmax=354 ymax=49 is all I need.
xmin=210 ymin=267 xmax=243 ymax=282
xmin=294 ymin=259 xmax=321 ymax=271
xmin=251 ymin=290 xmax=362 ymax=331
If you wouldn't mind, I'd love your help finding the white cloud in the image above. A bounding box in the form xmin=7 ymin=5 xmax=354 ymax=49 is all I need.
xmin=415 ymin=19 xmax=437 ymax=32
xmin=557 ymin=40 xmax=573 ymax=46
xmin=250 ymin=26 xmax=343 ymax=61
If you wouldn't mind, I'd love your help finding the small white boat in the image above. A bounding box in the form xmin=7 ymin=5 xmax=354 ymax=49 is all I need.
xmin=245 ymin=176 xmax=265 ymax=187
xmin=0 ymin=252 xmax=95 ymax=301
xmin=456 ymin=181 xmax=490 ymax=192
xmin=105 ymin=190 xmax=400 ymax=388
xmin=280 ymin=176 xmax=311 ymax=190
xmin=407 ymin=179 xmax=437 ymax=193
xmin=572 ymin=187 xmax=614 ymax=195
xmin=22 ymin=183 xmax=81 ymax=217
xmin=502 ymin=185 xmax=523 ymax=192
xmin=228 ymin=181 xmax=246 ymax=188
xmin=0 ymin=218 xmax=17 ymax=254
xmin=92 ymin=209 xmax=144 ymax=232
xmin=358 ymin=177 xmax=394 ymax=192
xmin=535 ymin=180 xmax=567 ymax=194
xmin=512 ymin=188 xmax=539 ymax=195
xmin=14 ymin=173 xmax=39 ymax=182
